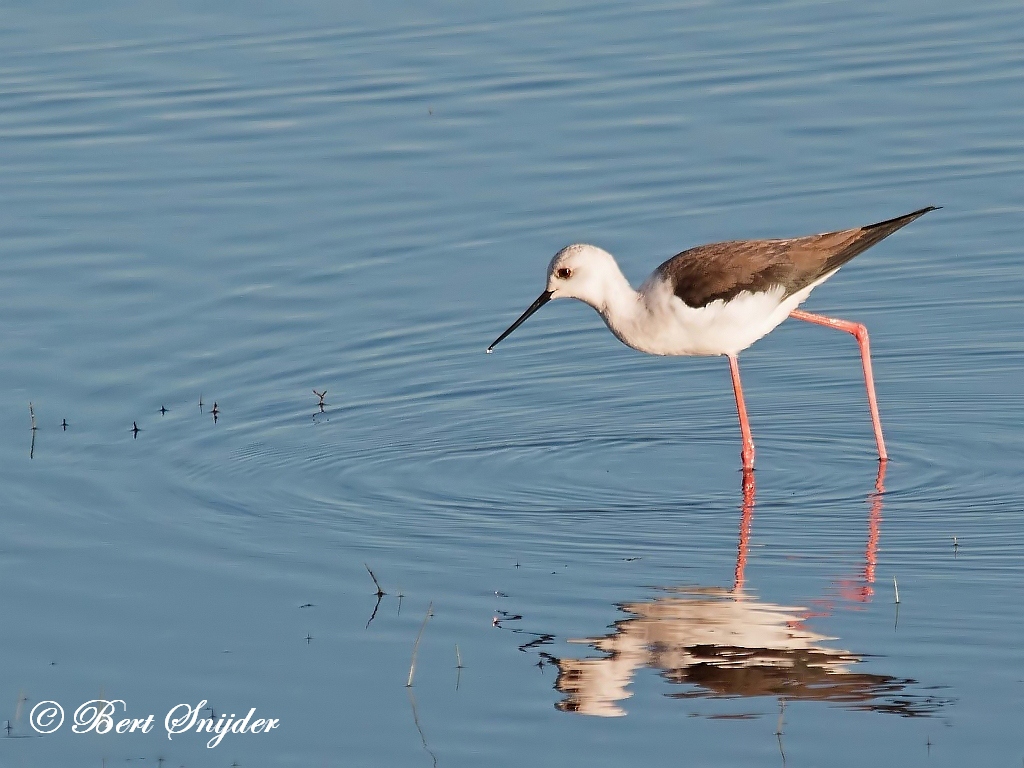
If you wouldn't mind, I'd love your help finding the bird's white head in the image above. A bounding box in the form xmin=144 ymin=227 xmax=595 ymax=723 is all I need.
xmin=544 ymin=243 xmax=621 ymax=309
xmin=487 ymin=243 xmax=630 ymax=352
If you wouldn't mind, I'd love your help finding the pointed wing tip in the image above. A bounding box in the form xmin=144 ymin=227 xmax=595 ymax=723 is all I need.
xmin=864 ymin=206 xmax=940 ymax=231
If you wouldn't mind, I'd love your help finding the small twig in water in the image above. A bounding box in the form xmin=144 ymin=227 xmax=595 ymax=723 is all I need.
xmin=365 ymin=592 xmax=384 ymax=629
xmin=455 ymin=644 xmax=463 ymax=669
xmin=406 ymin=602 xmax=434 ymax=687
xmin=776 ymin=699 xmax=787 ymax=765
xmin=313 ymin=389 xmax=327 ymax=412
xmin=29 ymin=403 xmax=37 ymax=431
xmin=364 ymin=566 xmax=386 ymax=628
xmin=365 ymin=564 xmax=385 ymax=597
xmin=893 ymin=576 xmax=900 ymax=604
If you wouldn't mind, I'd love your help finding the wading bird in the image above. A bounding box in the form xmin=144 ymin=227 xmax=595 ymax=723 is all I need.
xmin=488 ymin=207 xmax=937 ymax=469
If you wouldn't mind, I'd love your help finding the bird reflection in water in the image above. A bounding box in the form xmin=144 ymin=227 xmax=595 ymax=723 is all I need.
xmin=542 ymin=466 xmax=946 ymax=718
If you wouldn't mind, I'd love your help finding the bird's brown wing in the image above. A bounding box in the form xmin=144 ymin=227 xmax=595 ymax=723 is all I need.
xmin=658 ymin=206 xmax=937 ymax=308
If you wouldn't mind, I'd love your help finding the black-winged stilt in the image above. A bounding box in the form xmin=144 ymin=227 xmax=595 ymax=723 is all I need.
xmin=487 ymin=206 xmax=937 ymax=469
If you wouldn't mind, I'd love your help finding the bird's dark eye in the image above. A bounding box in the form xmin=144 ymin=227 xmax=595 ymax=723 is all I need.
xmin=556 ymin=267 xmax=572 ymax=279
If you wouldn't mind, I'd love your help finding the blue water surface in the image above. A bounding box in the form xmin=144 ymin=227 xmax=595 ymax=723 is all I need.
xmin=1 ymin=1 xmax=1022 ymax=765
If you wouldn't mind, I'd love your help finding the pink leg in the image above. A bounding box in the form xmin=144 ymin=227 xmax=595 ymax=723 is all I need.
xmin=789 ymin=309 xmax=888 ymax=461
xmin=728 ymin=354 xmax=756 ymax=470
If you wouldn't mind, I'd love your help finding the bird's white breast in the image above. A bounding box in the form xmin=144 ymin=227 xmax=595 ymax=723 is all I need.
xmin=601 ymin=274 xmax=823 ymax=357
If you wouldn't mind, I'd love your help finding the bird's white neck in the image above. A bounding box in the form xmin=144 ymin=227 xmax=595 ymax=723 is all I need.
xmin=550 ymin=244 xmax=677 ymax=355
xmin=583 ymin=270 xmax=647 ymax=351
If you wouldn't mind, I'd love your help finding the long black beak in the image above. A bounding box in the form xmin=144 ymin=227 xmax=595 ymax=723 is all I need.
xmin=487 ymin=290 xmax=553 ymax=352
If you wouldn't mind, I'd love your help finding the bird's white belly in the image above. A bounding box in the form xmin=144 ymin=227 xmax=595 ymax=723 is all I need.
xmin=605 ymin=278 xmax=823 ymax=357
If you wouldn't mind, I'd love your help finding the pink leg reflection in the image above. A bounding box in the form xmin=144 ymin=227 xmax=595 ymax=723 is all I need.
xmin=732 ymin=469 xmax=756 ymax=593
xmin=837 ymin=460 xmax=886 ymax=602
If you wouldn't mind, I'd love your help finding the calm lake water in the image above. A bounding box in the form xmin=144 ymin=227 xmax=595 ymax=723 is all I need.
xmin=2 ymin=1 xmax=1023 ymax=765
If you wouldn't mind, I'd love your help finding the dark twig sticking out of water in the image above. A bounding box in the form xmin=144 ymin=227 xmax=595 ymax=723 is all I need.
xmin=364 ymin=564 xmax=386 ymax=628
xmin=366 ymin=594 xmax=383 ymax=629
xmin=132 ymin=421 xmax=140 ymax=438
xmin=313 ymin=389 xmax=327 ymax=412
xmin=775 ymin=699 xmax=787 ymax=767
xmin=365 ymin=564 xmax=386 ymax=598
xmin=62 ymin=418 xmax=68 ymax=430
xmin=211 ymin=401 xmax=219 ymax=423
xmin=28 ymin=403 xmax=37 ymax=458
xmin=455 ymin=644 xmax=464 ymax=690
xmin=893 ymin=576 xmax=901 ymax=632
xmin=160 ymin=405 xmax=168 ymax=415
xmin=406 ymin=602 xmax=434 ymax=687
